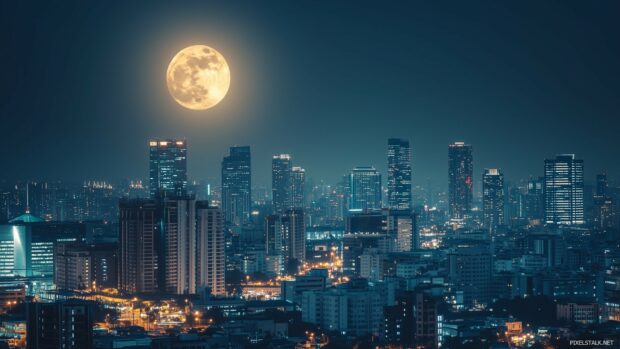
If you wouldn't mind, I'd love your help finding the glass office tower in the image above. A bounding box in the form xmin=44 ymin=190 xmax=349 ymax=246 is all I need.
xmin=544 ymin=154 xmax=584 ymax=225
xmin=482 ymin=168 xmax=505 ymax=234
xmin=387 ymin=138 xmax=412 ymax=211
xmin=448 ymin=142 xmax=473 ymax=220
xmin=149 ymin=139 xmax=187 ymax=199
xmin=221 ymin=146 xmax=251 ymax=225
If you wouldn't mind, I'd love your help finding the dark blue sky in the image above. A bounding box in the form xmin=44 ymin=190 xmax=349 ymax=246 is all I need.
xmin=1 ymin=1 xmax=618 ymax=188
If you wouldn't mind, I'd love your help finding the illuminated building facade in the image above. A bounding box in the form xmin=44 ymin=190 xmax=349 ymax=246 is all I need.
xmin=0 ymin=215 xmax=85 ymax=283
xmin=386 ymin=210 xmax=417 ymax=252
xmin=119 ymin=198 xmax=224 ymax=295
xmin=196 ymin=202 xmax=225 ymax=296
xmin=387 ymin=138 xmax=412 ymax=211
xmin=161 ymin=198 xmax=196 ymax=294
xmin=221 ymin=146 xmax=251 ymax=226
xmin=291 ymin=166 xmax=306 ymax=209
xmin=482 ymin=168 xmax=504 ymax=234
xmin=149 ymin=139 xmax=187 ymax=199
xmin=281 ymin=209 xmax=306 ymax=269
xmin=54 ymin=243 xmax=91 ymax=290
xmin=0 ymin=224 xmax=28 ymax=278
xmin=265 ymin=209 xmax=305 ymax=274
xmin=272 ymin=154 xmax=292 ymax=214
xmin=54 ymin=241 xmax=120 ymax=291
xmin=349 ymin=166 xmax=382 ymax=211
xmin=544 ymin=154 xmax=585 ymax=225
xmin=448 ymin=142 xmax=473 ymax=220
xmin=119 ymin=199 xmax=159 ymax=294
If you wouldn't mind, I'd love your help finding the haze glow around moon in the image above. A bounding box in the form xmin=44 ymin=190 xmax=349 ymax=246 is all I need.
xmin=166 ymin=45 xmax=230 ymax=110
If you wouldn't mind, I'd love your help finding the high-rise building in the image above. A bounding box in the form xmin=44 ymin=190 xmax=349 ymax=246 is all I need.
xmin=387 ymin=138 xmax=412 ymax=211
xmin=54 ymin=241 xmax=118 ymax=291
xmin=119 ymin=199 xmax=159 ymax=293
xmin=349 ymin=166 xmax=382 ymax=211
xmin=265 ymin=215 xmax=283 ymax=257
xmin=414 ymin=291 xmax=439 ymax=348
xmin=448 ymin=142 xmax=473 ymax=220
xmin=149 ymin=139 xmax=187 ymax=199
xmin=265 ymin=214 xmax=284 ymax=275
xmin=119 ymin=198 xmax=225 ymax=295
xmin=448 ymin=242 xmax=492 ymax=307
xmin=221 ymin=146 xmax=251 ymax=226
xmin=593 ymin=173 xmax=615 ymax=229
xmin=544 ymin=154 xmax=585 ymax=225
xmin=384 ymin=292 xmax=415 ymax=346
xmin=265 ymin=209 xmax=306 ymax=274
xmin=386 ymin=210 xmax=417 ymax=252
xmin=161 ymin=198 xmax=196 ymax=295
xmin=291 ymin=166 xmax=306 ymax=209
xmin=482 ymin=168 xmax=504 ymax=234
xmin=280 ymin=209 xmax=306 ymax=271
xmin=54 ymin=243 xmax=91 ymax=291
xmin=272 ymin=154 xmax=292 ymax=214
xmin=196 ymin=201 xmax=225 ymax=296
xmin=384 ymin=289 xmax=438 ymax=347
xmin=504 ymin=185 xmax=524 ymax=226
xmin=525 ymin=177 xmax=545 ymax=221
xmin=343 ymin=211 xmax=388 ymax=276
xmin=27 ymin=299 xmax=93 ymax=349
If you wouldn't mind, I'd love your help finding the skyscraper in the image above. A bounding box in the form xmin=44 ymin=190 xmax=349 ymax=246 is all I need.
xmin=119 ymin=199 xmax=159 ymax=294
xmin=149 ymin=139 xmax=187 ymax=199
xmin=387 ymin=138 xmax=412 ymax=211
xmin=119 ymin=198 xmax=226 ymax=295
xmin=448 ymin=142 xmax=473 ymax=220
xmin=482 ymin=168 xmax=504 ymax=234
xmin=349 ymin=166 xmax=382 ymax=211
xmin=291 ymin=166 xmax=306 ymax=209
xmin=265 ymin=209 xmax=306 ymax=274
xmin=544 ymin=154 xmax=585 ymax=225
xmin=525 ymin=177 xmax=545 ymax=221
xmin=272 ymin=154 xmax=292 ymax=214
xmin=281 ymin=208 xmax=306 ymax=266
xmin=196 ymin=201 xmax=225 ymax=296
xmin=221 ymin=146 xmax=251 ymax=226
xmin=161 ymin=198 xmax=196 ymax=295
xmin=593 ymin=173 xmax=615 ymax=229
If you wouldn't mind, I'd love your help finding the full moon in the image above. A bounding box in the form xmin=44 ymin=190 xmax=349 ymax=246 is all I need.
xmin=166 ymin=45 xmax=230 ymax=110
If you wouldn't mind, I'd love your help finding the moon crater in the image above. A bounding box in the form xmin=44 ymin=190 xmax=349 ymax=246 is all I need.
xmin=166 ymin=45 xmax=230 ymax=110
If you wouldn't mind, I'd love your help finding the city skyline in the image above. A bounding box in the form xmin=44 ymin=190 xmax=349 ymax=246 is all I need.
xmin=0 ymin=139 xmax=609 ymax=193
xmin=2 ymin=2 xmax=620 ymax=348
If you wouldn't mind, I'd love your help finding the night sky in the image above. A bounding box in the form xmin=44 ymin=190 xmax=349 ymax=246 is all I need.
xmin=1 ymin=1 xmax=619 ymax=189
